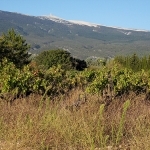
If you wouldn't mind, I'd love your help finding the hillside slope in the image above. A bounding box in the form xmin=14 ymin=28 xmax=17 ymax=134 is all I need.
xmin=0 ymin=10 xmax=150 ymax=59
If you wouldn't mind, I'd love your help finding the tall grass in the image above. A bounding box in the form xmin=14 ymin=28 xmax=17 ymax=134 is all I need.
xmin=115 ymin=99 xmax=130 ymax=145
xmin=0 ymin=90 xmax=150 ymax=149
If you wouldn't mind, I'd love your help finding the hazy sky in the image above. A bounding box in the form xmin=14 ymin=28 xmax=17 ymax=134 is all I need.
xmin=1 ymin=0 xmax=150 ymax=30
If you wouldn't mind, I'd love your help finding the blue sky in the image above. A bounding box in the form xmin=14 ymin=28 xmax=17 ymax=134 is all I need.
xmin=1 ymin=0 xmax=150 ymax=30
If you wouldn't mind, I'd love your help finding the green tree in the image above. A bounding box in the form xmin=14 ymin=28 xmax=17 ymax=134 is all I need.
xmin=35 ymin=49 xmax=87 ymax=71
xmin=0 ymin=29 xmax=31 ymax=68
xmin=35 ymin=49 xmax=73 ymax=70
xmin=130 ymin=53 xmax=140 ymax=71
xmin=141 ymin=56 xmax=148 ymax=70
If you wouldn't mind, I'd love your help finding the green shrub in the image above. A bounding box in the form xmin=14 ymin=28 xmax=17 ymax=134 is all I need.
xmin=0 ymin=58 xmax=46 ymax=101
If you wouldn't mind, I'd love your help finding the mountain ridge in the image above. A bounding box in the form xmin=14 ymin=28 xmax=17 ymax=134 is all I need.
xmin=39 ymin=14 xmax=150 ymax=32
xmin=0 ymin=10 xmax=150 ymax=59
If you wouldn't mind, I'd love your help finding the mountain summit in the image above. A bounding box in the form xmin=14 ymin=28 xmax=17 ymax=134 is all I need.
xmin=39 ymin=14 xmax=149 ymax=32
xmin=0 ymin=10 xmax=150 ymax=59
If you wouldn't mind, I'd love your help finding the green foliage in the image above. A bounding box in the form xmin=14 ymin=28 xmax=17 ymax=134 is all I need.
xmin=35 ymin=49 xmax=87 ymax=71
xmin=35 ymin=49 xmax=73 ymax=70
xmin=86 ymin=67 xmax=109 ymax=95
xmin=0 ymin=58 xmax=46 ymax=101
xmin=43 ymin=65 xmax=77 ymax=96
xmin=114 ymin=53 xmax=150 ymax=72
xmin=2 ymin=53 xmax=150 ymax=101
xmin=0 ymin=58 xmax=83 ymax=100
xmin=85 ymin=64 xmax=150 ymax=97
xmin=0 ymin=29 xmax=31 ymax=68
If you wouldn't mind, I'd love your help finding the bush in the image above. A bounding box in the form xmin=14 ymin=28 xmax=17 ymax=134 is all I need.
xmin=0 ymin=58 xmax=46 ymax=101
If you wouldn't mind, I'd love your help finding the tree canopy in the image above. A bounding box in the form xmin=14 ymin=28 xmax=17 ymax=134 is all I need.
xmin=35 ymin=49 xmax=72 ymax=70
xmin=35 ymin=49 xmax=87 ymax=71
xmin=0 ymin=29 xmax=31 ymax=68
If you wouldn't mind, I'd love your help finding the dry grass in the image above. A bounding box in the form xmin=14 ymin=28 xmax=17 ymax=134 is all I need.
xmin=0 ymin=89 xmax=150 ymax=150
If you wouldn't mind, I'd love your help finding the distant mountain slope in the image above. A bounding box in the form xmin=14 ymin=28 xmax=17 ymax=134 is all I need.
xmin=0 ymin=10 xmax=150 ymax=59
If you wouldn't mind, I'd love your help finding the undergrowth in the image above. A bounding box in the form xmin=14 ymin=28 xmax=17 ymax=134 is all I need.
xmin=0 ymin=90 xmax=150 ymax=150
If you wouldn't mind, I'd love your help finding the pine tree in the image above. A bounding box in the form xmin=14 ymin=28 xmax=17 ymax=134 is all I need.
xmin=130 ymin=53 xmax=140 ymax=71
xmin=0 ymin=29 xmax=31 ymax=68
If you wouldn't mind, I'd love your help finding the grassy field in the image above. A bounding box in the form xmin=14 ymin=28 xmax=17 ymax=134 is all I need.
xmin=0 ymin=89 xmax=150 ymax=150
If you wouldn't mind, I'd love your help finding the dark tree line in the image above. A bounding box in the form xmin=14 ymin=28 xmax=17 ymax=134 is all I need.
xmin=114 ymin=53 xmax=150 ymax=72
